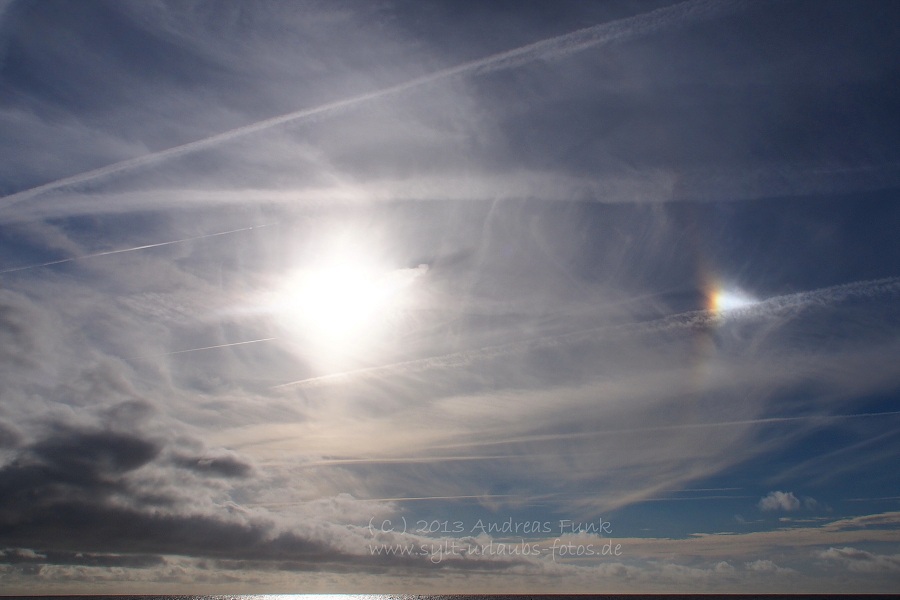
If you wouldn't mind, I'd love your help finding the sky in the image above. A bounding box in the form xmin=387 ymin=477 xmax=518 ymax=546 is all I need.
xmin=1 ymin=0 xmax=899 ymax=594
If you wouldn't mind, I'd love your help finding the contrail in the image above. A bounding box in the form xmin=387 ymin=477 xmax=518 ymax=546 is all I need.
xmin=845 ymin=496 xmax=900 ymax=502
xmin=0 ymin=0 xmax=744 ymax=209
xmin=125 ymin=337 xmax=277 ymax=361
xmin=245 ymin=494 xmax=517 ymax=506
xmin=272 ymin=275 xmax=900 ymax=389
xmin=427 ymin=410 xmax=900 ymax=451
xmin=245 ymin=410 xmax=900 ymax=468
xmin=358 ymin=494 xmax=516 ymax=503
xmin=292 ymin=455 xmax=521 ymax=467
xmin=634 ymin=495 xmax=755 ymax=502
xmin=0 ymin=223 xmax=275 ymax=274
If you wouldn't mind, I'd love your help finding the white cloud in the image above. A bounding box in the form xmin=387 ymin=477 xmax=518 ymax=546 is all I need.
xmin=759 ymin=491 xmax=801 ymax=512
xmin=745 ymin=559 xmax=792 ymax=573
xmin=823 ymin=511 xmax=900 ymax=531
xmin=714 ymin=560 xmax=735 ymax=573
xmin=819 ymin=546 xmax=900 ymax=573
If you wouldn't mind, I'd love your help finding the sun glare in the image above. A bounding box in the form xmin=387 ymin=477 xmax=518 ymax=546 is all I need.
xmin=266 ymin=244 xmax=427 ymax=363
xmin=290 ymin=264 xmax=385 ymax=336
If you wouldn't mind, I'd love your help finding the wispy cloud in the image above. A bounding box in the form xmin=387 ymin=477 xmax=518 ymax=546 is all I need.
xmin=0 ymin=0 xmax=744 ymax=209
xmin=0 ymin=224 xmax=274 ymax=274
xmin=273 ymin=275 xmax=900 ymax=389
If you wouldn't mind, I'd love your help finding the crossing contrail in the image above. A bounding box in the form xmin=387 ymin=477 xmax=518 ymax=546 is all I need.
xmin=272 ymin=275 xmax=900 ymax=389
xmin=125 ymin=337 xmax=277 ymax=361
xmin=0 ymin=223 xmax=275 ymax=274
xmin=0 ymin=0 xmax=744 ymax=210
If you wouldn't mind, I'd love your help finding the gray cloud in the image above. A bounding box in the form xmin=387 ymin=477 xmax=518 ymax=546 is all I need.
xmin=0 ymin=420 xmax=21 ymax=448
xmin=172 ymin=452 xmax=254 ymax=479
xmin=0 ymin=548 xmax=165 ymax=569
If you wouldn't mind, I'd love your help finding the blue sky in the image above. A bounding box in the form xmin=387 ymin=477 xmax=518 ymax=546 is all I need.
xmin=1 ymin=0 xmax=899 ymax=593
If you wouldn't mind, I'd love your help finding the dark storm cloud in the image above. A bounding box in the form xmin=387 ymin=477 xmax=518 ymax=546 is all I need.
xmin=0 ymin=426 xmax=161 ymax=517
xmin=0 ymin=421 xmax=21 ymax=448
xmin=0 ymin=480 xmax=527 ymax=573
xmin=0 ymin=497 xmax=321 ymax=561
xmin=172 ymin=452 xmax=254 ymax=478
xmin=0 ymin=426 xmax=326 ymax=564
xmin=0 ymin=547 xmax=164 ymax=569
xmin=0 ymin=414 xmax=522 ymax=572
xmin=30 ymin=427 xmax=161 ymax=479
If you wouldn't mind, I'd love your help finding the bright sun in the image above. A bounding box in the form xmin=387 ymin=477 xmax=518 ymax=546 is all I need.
xmin=266 ymin=245 xmax=427 ymax=363
xmin=285 ymin=264 xmax=400 ymax=339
